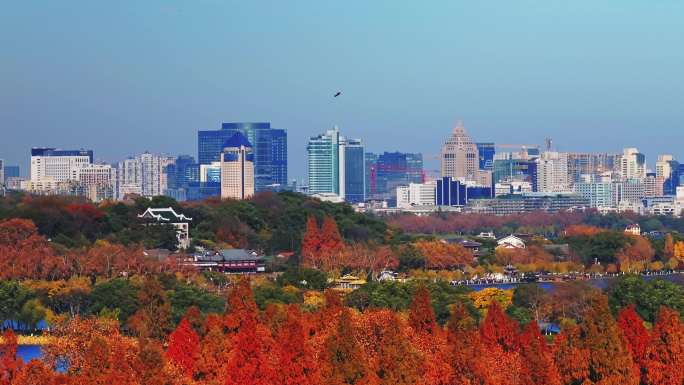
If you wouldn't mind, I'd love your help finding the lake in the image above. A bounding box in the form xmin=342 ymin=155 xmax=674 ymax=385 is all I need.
xmin=17 ymin=345 xmax=42 ymax=362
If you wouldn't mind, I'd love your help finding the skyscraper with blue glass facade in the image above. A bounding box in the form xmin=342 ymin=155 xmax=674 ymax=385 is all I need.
xmin=344 ymin=139 xmax=365 ymax=203
xmin=198 ymin=122 xmax=287 ymax=191
xmin=476 ymin=142 xmax=495 ymax=170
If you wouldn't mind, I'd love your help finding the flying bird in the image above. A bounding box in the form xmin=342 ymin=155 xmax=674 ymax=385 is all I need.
xmin=333 ymin=91 xmax=342 ymax=98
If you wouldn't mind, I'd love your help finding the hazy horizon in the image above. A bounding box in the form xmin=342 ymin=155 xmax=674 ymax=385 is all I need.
xmin=2 ymin=1 xmax=684 ymax=179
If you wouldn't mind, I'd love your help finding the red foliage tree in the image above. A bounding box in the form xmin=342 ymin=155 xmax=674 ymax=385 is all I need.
xmin=301 ymin=215 xmax=321 ymax=268
xmin=323 ymin=309 xmax=378 ymax=385
xmin=581 ymin=294 xmax=638 ymax=385
xmin=552 ymin=324 xmax=589 ymax=385
xmin=0 ymin=219 xmax=58 ymax=280
xmin=0 ymin=329 xmax=22 ymax=385
xmin=479 ymin=301 xmax=520 ymax=352
xmin=408 ymin=286 xmax=437 ymax=335
xmin=11 ymin=360 xmax=67 ymax=385
xmin=274 ymin=305 xmax=321 ymax=385
xmin=617 ymin=305 xmax=650 ymax=381
xmin=643 ymin=307 xmax=684 ymax=385
xmin=445 ymin=303 xmax=484 ymax=385
xmin=518 ymin=322 xmax=561 ymax=385
xmin=224 ymin=279 xmax=276 ymax=385
xmin=166 ymin=318 xmax=200 ymax=378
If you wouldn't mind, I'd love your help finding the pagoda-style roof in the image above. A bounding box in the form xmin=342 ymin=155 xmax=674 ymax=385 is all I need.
xmin=138 ymin=207 xmax=192 ymax=222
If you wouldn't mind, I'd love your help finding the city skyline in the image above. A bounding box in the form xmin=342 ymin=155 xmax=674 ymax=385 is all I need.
xmin=3 ymin=1 xmax=684 ymax=179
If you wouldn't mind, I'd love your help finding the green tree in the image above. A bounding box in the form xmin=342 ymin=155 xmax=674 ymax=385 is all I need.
xmin=168 ymin=283 xmax=224 ymax=323
xmin=88 ymin=278 xmax=140 ymax=323
xmin=608 ymin=275 xmax=684 ymax=322
xmin=0 ymin=281 xmax=34 ymax=324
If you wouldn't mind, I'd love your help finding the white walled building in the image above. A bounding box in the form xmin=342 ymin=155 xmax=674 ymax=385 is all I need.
xmin=573 ymin=182 xmax=614 ymax=208
xmin=620 ymin=148 xmax=646 ymax=181
xmin=30 ymin=148 xmax=93 ymax=186
xmin=117 ymin=152 xmax=172 ymax=199
xmin=75 ymin=164 xmax=116 ymax=202
xmin=220 ymin=132 xmax=255 ymax=200
xmin=537 ymin=152 xmax=570 ymax=193
xmin=396 ymin=180 xmax=437 ymax=208
xmin=138 ymin=207 xmax=192 ymax=249
xmin=495 ymin=180 xmax=533 ymax=196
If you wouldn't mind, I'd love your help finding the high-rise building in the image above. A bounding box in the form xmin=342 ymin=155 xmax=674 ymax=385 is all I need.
xmin=220 ymin=132 xmax=254 ymax=200
xmin=566 ymin=152 xmax=620 ymax=185
xmin=440 ymin=121 xmax=479 ymax=180
xmin=644 ymin=173 xmax=658 ymax=197
xmin=655 ymin=154 xmax=679 ymax=195
xmin=165 ymin=155 xmax=197 ymax=190
xmin=116 ymin=152 xmax=170 ymax=199
xmin=0 ymin=159 xmax=4 ymax=186
xmin=364 ymin=152 xmax=379 ymax=199
xmin=3 ymin=165 xmax=19 ymax=180
xmin=476 ymin=143 xmax=495 ymax=170
xmin=620 ymin=148 xmax=646 ymax=181
xmin=493 ymin=157 xmax=538 ymax=190
xmin=307 ymin=127 xmax=345 ymax=196
xmin=344 ymin=139 xmax=365 ymax=203
xmin=198 ymin=122 xmax=287 ymax=191
xmin=536 ymin=152 xmax=570 ymax=192
xmin=366 ymin=151 xmax=423 ymax=202
xmin=30 ymin=148 xmax=93 ymax=185
xmin=76 ymin=164 xmax=116 ymax=202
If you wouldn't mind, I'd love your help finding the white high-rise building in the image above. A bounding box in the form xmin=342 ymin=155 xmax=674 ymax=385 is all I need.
xmin=537 ymin=152 xmax=570 ymax=192
xmin=116 ymin=152 xmax=171 ymax=199
xmin=220 ymin=132 xmax=254 ymax=200
xmin=620 ymin=148 xmax=646 ymax=181
xmin=30 ymin=148 xmax=93 ymax=185
xmin=0 ymin=159 xmax=4 ymax=186
xmin=307 ymin=127 xmax=346 ymax=197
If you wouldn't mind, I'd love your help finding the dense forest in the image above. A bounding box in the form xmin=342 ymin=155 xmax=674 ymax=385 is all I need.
xmin=3 ymin=192 xmax=684 ymax=277
xmin=1 ymin=277 xmax=684 ymax=385
xmin=1 ymin=192 xmax=684 ymax=384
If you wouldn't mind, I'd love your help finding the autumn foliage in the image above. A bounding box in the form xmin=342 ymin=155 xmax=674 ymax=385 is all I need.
xmin=1 ymin=278 xmax=684 ymax=385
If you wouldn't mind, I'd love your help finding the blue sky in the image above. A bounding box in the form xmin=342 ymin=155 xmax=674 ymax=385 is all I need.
xmin=2 ymin=0 xmax=683 ymax=179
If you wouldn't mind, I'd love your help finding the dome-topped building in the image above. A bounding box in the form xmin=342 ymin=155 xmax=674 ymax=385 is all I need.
xmin=220 ymin=132 xmax=254 ymax=200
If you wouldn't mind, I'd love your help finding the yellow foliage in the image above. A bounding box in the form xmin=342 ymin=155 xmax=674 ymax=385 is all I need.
xmin=469 ymin=288 xmax=513 ymax=311
xmin=674 ymin=241 xmax=684 ymax=261
xmin=303 ymin=290 xmax=325 ymax=311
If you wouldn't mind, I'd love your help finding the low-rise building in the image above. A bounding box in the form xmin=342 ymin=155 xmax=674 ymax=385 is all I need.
xmin=496 ymin=235 xmax=526 ymax=249
xmin=188 ymin=249 xmax=265 ymax=273
xmin=138 ymin=207 xmax=192 ymax=249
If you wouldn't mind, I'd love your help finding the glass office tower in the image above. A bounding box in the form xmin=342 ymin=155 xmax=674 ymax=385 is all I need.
xmin=198 ymin=122 xmax=287 ymax=191
xmin=344 ymin=139 xmax=365 ymax=203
